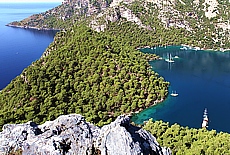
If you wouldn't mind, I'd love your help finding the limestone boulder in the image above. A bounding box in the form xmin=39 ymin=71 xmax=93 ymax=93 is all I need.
xmin=0 ymin=114 xmax=171 ymax=155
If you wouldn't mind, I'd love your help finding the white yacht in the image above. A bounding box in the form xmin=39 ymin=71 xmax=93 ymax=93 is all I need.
xmin=170 ymin=91 xmax=178 ymax=97
xmin=165 ymin=53 xmax=174 ymax=63
xmin=202 ymin=108 xmax=208 ymax=128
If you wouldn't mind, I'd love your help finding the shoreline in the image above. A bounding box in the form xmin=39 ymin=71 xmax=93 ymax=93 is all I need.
xmin=6 ymin=23 xmax=230 ymax=53
xmin=129 ymin=98 xmax=165 ymax=117
xmin=5 ymin=24 xmax=61 ymax=31
xmin=181 ymin=44 xmax=230 ymax=53
xmin=133 ymin=43 xmax=230 ymax=122
xmin=138 ymin=44 xmax=230 ymax=53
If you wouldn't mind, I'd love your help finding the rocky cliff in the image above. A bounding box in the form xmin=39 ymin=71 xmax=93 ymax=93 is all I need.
xmin=7 ymin=0 xmax=109 ymax=30
xmin=6 ymin=0 xmax=230 ymax=50
xmin=0 ymin=114 xmax=171 ymax=155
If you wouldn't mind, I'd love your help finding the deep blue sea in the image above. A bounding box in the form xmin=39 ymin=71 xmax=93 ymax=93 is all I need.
xmin=0 ymin=3 xmax=60 ymax=90
xmin=132 ymin=46 xmax=230 ymax=133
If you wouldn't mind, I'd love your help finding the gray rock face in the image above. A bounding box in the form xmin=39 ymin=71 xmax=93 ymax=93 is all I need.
xmin=0 ymin=114 xmax=99 ymax=155
xmin=0 ymin=114 xmax=171 ymax=155
xmin=96 ymin=115 xmax=170 ymax=155
xmin=90 ymin=4 xmax=152 ymax=32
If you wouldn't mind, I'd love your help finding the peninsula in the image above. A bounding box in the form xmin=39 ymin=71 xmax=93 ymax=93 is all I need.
xmin=1 ymin=0 xmax=230 ymax=154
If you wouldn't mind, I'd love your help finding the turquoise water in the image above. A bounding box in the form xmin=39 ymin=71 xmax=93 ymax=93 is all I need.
xmin=0 ymin=3 xmax=60 ymax=90
xmin=132 ymin=46 xmax=230 ymax=133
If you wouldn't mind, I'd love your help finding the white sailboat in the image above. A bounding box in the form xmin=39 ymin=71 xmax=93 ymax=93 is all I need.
xmin=170 ymin=91 xmax=178 ymax=97
xmin=165 ymin=53 xmax=174 ymax=63
xmin=202 ymin=108 xmax=208 ymax=128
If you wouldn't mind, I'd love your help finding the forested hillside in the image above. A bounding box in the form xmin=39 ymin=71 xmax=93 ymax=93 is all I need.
xmin=1 ymin=0 xmax=230 ymax=154
xmin=0 ymin=22 xmax=170 ymax=128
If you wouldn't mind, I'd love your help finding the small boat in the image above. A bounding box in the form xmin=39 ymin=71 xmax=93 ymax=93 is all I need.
xmin=180 ymin=46 xmax=188 ymax=50
xmin=170 ymin=91 xmax=178 ymax=97
xmin=202 ymin=108 xmax=208 ymax=128
xmin=174 ymin=56 xmax=179 ymax=58
xmin=194 ymin=47 xmax=200 ymax=51
xmin=165 ymin=53 xmax=174 ymax=63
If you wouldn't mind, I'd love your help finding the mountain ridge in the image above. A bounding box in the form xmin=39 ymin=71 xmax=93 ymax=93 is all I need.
xmin=7 ymin=0 xmax=230 ymax=51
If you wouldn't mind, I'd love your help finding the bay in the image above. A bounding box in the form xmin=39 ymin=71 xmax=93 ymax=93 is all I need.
xmin=132 ymin=46 xmax=230 ymax=133
xmin=0 ymin=3 xmax=60 ymax=90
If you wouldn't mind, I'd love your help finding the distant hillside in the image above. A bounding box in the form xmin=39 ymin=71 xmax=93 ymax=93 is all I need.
xmin=7 ymin=0 xmax=230 ymax=51
xmin=7 ymin=0 xmax=111 ymax=30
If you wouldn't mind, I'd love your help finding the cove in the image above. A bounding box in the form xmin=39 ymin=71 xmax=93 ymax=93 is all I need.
xmin=132 ymin=46 xmax=230 ymax=133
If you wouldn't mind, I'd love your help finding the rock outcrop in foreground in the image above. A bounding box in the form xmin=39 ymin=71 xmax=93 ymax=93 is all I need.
xmin=0 ymin=114 xmax=171 ymax=155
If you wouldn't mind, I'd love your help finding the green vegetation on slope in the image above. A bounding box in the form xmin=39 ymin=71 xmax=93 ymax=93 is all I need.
xmin=143 ymin=119 xmax=230 ymax=154
xmin=126 ymin=0 xmax=230 ymax=50
xmin=8 ymin=0 xmax=230 ymax=50
xmin=8 ymin=0 xmax=111 ymax=30
xmin=0 ymin=22 xmax=169 ymax=128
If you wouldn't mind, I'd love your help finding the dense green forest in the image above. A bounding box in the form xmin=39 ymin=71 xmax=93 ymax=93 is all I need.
xmin=2 ymin=0 xmax=230 ymax=154
xmin=0 ymin=22 xmax=170 ymax=128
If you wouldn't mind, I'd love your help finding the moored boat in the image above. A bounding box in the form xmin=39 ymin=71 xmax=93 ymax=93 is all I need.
xmin=202 ymin=108 xmax=208 ymax=128
xmin=165 ymin=53 xmax=174 ymax=63
xmin=170 ymin=91 xmax=178 ymax=97
xmin=180 ymin=46 xmax=188 ymax=50
xmin=174 ymin=56 xmax=179 ymax=58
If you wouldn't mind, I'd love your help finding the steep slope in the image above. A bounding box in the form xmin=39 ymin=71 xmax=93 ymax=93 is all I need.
xmin=90 ymin=0 xmax=230 ymax=50
xmin=0 ymin=23 xmax=169 ymax=129
xmin=7 ymin=0 xmax=230 ymax=50
xmin=7 ymin=0 xmax=110 ymax=30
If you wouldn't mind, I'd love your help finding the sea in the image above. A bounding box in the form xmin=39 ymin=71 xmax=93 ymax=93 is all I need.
xmin=132 ymin=46 xmax=230 ymax=133
xmin=0 ymin=3 xmax=60 ymax=90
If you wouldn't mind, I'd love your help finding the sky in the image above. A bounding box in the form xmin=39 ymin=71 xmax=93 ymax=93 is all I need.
xmin=0 ymin=0 xmax=63 ymax=3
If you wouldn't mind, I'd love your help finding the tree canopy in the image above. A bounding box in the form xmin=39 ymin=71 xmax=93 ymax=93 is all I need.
xmin=143 ymin=119 xmax=230 ymax=154
xmin=0 ymin=22 xmax=169 ymax=128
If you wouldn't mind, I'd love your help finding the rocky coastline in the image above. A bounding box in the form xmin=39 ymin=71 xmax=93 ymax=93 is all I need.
xmin=0 ymin=114 xmax=171 ymax=155
xmin=5 ymin=24 xmax=61 ymax=31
